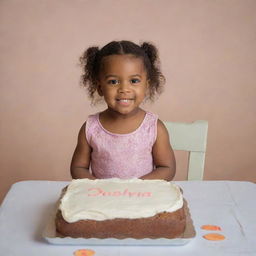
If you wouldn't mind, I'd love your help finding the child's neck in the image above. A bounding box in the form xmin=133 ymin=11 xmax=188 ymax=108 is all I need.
xmin=104 ymin=107 xmax=144 ymax=120
xmin=99 ymin=108 xmax=146 ymax=134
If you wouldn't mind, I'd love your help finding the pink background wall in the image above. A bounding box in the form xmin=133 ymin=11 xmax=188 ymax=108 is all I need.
xmin=1 ymin=0 xmax=256 ymax=203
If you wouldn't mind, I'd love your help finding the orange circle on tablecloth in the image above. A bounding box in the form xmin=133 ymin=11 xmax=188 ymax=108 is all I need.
xmin=203 ymin=233 xmax=226 ymax=241
xmin=201 ymin=225 xmax=222 ymax=231
xmin=73 ymin=249 xmax=95 ymax=256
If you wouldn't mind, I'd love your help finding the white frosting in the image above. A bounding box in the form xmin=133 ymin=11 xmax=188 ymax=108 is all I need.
xmin=60 ymin=178 xmax=183 ymax=222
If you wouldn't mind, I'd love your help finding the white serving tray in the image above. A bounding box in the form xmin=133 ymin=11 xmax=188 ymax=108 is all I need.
xmin=43 ymin=200 xmax=196 ymax=246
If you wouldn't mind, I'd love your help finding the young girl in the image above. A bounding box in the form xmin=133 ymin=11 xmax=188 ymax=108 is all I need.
xmin=71 ymin=40 xmax=176 ymax=181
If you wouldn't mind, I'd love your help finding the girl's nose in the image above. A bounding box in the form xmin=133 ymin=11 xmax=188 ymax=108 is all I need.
xmin=118 ymin=81 xmax=131 ymax=93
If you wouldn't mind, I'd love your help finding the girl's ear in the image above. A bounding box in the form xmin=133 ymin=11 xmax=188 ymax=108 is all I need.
xmin=97 ymin=82 xmax=103 ymax=96
xmin=146 ymin=79 xmax=150 ymax=88
xmin=146 ymin=79 xmax=150 ymax=92
xmin=144 ymin=80 xmax=150 ymax=101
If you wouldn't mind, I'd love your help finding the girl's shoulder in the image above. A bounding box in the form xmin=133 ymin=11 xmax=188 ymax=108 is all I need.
xmin=144 ymin=112 xmax=170 ymax=139
xmin=86 ymin=112 xmax=102 ymax=128
xmin=143 ymin=111 xmax=159 ymax=128
xmin=87 ymin=112 xmax=99 ymax=121
xmin=145 ymin=111 xmax=158 ymax=120
xmin=85 ymin=112 xmax=101 ymax=142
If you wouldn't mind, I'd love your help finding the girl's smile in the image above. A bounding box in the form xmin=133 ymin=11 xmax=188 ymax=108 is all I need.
xmin=116 ymin=98 xmax=134 ymax=105
xmin=98 ymin=54 xmax=149 ymax=117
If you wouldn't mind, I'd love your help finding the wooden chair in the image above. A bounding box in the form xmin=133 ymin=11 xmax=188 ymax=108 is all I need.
xmin=164 ymin=120 xmax=208 ymax=180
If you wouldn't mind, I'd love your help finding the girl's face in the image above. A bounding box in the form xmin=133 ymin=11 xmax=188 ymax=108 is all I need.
xmin=98 ymin=54 xmax=149 ymax=117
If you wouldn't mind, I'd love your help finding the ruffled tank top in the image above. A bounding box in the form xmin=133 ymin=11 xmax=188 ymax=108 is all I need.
xmin=85 ymin=111 xmax=158 ymax=179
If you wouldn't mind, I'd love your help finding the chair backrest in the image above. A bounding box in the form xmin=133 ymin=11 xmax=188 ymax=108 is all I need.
xmin=164 ymin=120 xmax=208 ymax=180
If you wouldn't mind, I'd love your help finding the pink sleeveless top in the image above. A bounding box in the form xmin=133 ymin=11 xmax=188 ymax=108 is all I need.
xmin=85 ymin=112 xmax=158 ymax=179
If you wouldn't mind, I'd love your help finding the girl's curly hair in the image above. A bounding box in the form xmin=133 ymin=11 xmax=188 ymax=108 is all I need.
xmin=80 ymin=40 xmax=165 ymax=103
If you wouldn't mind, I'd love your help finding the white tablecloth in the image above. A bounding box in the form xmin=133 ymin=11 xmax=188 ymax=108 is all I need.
xmin=0 ymin=180 xmax=255 ymax=255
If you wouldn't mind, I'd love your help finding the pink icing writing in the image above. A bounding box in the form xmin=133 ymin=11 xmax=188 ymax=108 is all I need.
xmin=87 ymin=187 xmax=152 ymax=197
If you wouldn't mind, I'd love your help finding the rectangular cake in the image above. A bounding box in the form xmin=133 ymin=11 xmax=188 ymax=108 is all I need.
xmin=55 ymin=178 xmax=186 ymax=239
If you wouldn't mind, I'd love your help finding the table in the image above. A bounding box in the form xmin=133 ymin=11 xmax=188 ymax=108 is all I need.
xmin=0 ymin=180 xmax=256 ymax=255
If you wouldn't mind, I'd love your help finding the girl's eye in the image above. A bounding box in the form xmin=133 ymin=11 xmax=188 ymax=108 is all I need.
xmin=131 ymin=78 xmax=140 ymax=84
xmin=107 ymin=79 xmax=119 ymax=85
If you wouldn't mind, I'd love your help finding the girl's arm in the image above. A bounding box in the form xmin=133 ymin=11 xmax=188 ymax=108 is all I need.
xmin=140 ymin=119 xmax=176 ymax=181
xmin=70 ymin=123 xmax=96 ymax=179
